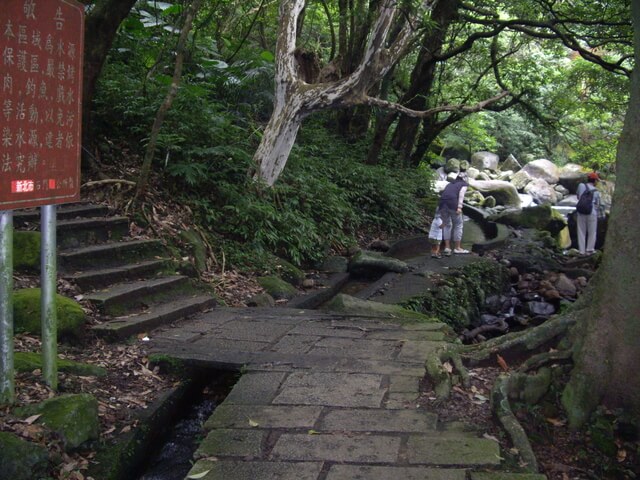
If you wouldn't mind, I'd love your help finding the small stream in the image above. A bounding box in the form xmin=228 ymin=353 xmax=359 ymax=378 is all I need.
xmin=137 ymin=375 xmax=234 ymax=480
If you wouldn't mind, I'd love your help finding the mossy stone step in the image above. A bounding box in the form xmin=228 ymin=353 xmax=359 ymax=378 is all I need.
xmin=65 ymin=258 xmax=172 ymax=291
xmin=13 ymin=203 xmax=110 ymax=227
xmin=84 ymin=275 xmax=193 ymax=316
xmin=58 ymin=238 xmax=165 ymax=269
xmin=92 ymin=294 xmax=217 ymax=340
xmin=56 ymin=216 xmax=129 ymax=249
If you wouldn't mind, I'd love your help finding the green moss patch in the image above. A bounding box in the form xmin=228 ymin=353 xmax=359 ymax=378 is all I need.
xmin=14 ymin=231 xmax=41 ymax=271
xmin=322 ymin=293 xmax=443 ymax=325
xmin=0 ymin=431 xmax=49 ymax=480
xmin=402 ymin=259 xmax=510 ymax=330
xmin=257 ymin=275 xmax=298 ymax=300
xmin=13 ymin=393 xmax=100 ymax=450
xmin=13 ymin=288 xmax=86 ymax=337
xmin=14 ymin=351 xmax=106 ymax=377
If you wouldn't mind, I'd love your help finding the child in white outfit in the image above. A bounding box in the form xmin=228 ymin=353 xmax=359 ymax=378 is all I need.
xmin=428 ymin=210 xmax=444 ymax=258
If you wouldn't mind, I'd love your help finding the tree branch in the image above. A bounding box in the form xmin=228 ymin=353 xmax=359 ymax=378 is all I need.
xmin=364 ymin=90 xmax=511 ymax=118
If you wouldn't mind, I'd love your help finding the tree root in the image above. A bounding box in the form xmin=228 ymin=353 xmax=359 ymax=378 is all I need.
xmin=460 ymin=318 xmax=509 ymax=343
xmin=518 ymin=348 xmax=573 ymax=373
xmin=424 ymin=313 xmax=581 ymax=472
xmin=424 ymin=345 xmax=471 ymax=401
xmin=459 ymin=313 xmax=576 ymax=365
xmin=492 ymin=374 xmax=539 ymax=473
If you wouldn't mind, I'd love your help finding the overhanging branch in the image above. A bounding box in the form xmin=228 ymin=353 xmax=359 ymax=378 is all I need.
xmin=364 ymin=90 xmax=511 ymax=118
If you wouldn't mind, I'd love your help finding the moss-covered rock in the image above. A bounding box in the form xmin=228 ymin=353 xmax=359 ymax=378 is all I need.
xmin=13 ymin=288 xmax=86 ymax=337
xmin=491 ymin=205 xmax=567 ymax=236
xmin=468 ymin=179 xmax=521 ymax=207
xmin=322 ymin=293 xmax=442 ymax=324
xmin=273 ymin=257 xmax=305 ymax=286
xmin=348 ymin=250 xmax=409 ymax=277
xmin=402 ymin=259 xmax=510 ymax=330
xmin=13 ymin=393 xmax=99 ymax=450
xmin=257 ymin=276 xmax=298 ymax=300
xmin=179 ymin=229 xmax=208 ymax=272
xmin=14 ymin=231 xmax=41 ymax=271
xmin=14 ymin=351 xmax=107 ymax=377
xmin=0 ymin=431 xmax=49 ymax=480
xmin=556 ymin=225 xmax=572 ymax=249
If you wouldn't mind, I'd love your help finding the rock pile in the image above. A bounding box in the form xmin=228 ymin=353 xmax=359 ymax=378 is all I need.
xmin=434 ymin=151 xmax=612 ymax=215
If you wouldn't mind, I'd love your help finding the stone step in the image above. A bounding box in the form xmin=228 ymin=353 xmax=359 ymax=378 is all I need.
xmin=13 ymin=203 xmax=110 ymax=227
xmin=56 ymin=216 xmax=130 ymax=249
xmin=58 ymin=239 xmax=165 ymax=270
xmin=85 ymin=275 xmax=192 ymax=316
xmin=64 ymin=259 xmax=172 ymax=291
xmin=92 ymin=294 xmax=217 ymax=340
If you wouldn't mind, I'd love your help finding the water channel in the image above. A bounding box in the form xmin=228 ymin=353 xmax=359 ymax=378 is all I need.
xmin=136 ymin=373 xmax=235 ymax=480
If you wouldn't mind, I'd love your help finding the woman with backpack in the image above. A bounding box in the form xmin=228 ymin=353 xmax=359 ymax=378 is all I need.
xmin=438 ymin=172 xmax=469 ymax=256
xmin=576 ymin=171 xmax=601 ymax=255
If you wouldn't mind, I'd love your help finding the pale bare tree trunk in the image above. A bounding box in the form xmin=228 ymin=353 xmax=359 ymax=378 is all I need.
xmin=562 ymin=0 xmax=640 ymax=428
xmin=254 ymin=0 xmax=436 ymax=186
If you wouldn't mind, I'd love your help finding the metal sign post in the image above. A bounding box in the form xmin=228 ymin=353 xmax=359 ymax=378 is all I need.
xmin=0 ymin=211 xmax=15 ymax=404
xmin=0 ymin=0 xmax=84 ymax=391
xmin=41 ymin=205 xmax=57 ymax=389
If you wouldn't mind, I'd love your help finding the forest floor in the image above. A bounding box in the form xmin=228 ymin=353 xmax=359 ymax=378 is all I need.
xmin=2 ymin=185 xmax=638 ymax=479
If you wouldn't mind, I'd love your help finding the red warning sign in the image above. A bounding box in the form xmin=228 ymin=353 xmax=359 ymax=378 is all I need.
xmin=0 ymin=0 xmax=84 ymax=210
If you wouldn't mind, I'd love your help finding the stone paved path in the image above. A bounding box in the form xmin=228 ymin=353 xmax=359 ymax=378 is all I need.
xmin=149 ymin=307 xmax=546 ymax=480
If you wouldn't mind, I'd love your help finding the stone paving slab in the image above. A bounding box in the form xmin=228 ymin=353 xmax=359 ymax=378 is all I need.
xmin=195 ymin=428 xmax=264 ymax=458
xmin=205 ymin=404 xmax=323 ymax=430
xmin=270 ymin=432 xmax=401 ymax=463
xmin=270 ymin=334 xmax=322 ymax=354
xmin=397 ymin=340 xmax=445 ymax=362
xmin=318 ymin=408 xmax=437 ymax=432
xmin=223 ymin=372 xmax=287 ymax=404
xmin=187 ymin=460 xmax=324 ymax=480
xmin=406 ymin=435 xmax=502 ymax=466
xmin=332 ymin=358 xmax=425 ymax=376
xmin=388 ymin=374 xmax=422 ymax=393
xmin=309 ymin=337 xmax=399 ymax=359
xmin=325 ymin=465 xmax=468 ymax=480
xmin=273 ymin=372 xmax=386 ymax=408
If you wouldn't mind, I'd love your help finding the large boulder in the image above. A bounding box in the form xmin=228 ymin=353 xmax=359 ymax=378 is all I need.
xmin=500 ymin=154 xmax=522 ymax=172
xmin=445 ymin=158 xmax=461 ymax=173
xmin=558 ymin=163 xmax=587 ymax=193
xmin=348 ymin=250 xmax=409 ymax=277
xmin=524 ymin=178 xmax=558 ymax=205
xmin=471 ymin=151 xmax=500 ymax=171
xmin=521 ymin=159 xmax=560 ymax=184
xmin=466 ymin=166 xmax=481 ymax=179
xmin=468 ymin=179 xmax=521 ymax=207
xmin=13 ymin=394 xmax=100 ymax=450
xmin=490 ymin=205 xmax=567 ymax=236
xmin=511 ymin=170 xmax=533 ymax=191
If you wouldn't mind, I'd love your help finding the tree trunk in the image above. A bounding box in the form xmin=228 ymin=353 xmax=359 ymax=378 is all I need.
xmin=255 ymin=0 xmax=434 ymax=185
xmin=389 ymin=0 xmax=459 ymax=160
xmin=368 ymin=0 xmax=459 ymax=164
xmin=562 ymin=0 xmax=640 ymax=429
xmin=135 ymin=0 xmax=203 ymax=200
xmin=82 ymin=0 xmax=137 ymax=156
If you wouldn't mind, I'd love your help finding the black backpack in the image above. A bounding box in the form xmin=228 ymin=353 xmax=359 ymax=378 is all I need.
xmin=576 ymin=184 xmax=594 ymax=214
